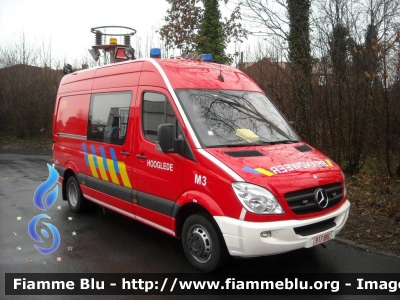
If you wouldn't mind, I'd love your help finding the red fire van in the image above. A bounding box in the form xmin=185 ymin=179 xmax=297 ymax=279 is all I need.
xmin=52 ymin=49 xmax=350 ymax=272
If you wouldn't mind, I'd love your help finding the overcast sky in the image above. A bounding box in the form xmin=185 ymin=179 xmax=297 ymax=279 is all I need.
xmin=0 ymin=0 xmax=247 ymax=67
xmin=0 ymin=0 xmax=175 ymax=66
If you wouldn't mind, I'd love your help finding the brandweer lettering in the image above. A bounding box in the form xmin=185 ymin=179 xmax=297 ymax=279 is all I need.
xmin=147 ymin=160 xmax=173 ymax=171
xmin=270 ymin=160 xmax=329 ymax=174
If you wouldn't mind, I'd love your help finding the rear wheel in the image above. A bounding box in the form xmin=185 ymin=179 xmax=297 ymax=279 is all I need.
xmin=66 ymin=176 xmax=87 ymax=213
xmin=182 ymin=214 xmax=228 ymax=272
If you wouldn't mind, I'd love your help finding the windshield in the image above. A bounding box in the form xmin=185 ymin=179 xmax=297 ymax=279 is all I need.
xmin=175 ymin=89 xmax=300 ymax=148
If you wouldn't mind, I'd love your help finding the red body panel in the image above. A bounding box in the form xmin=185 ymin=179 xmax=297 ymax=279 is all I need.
xmin=55 ymin=94 xmax=90 ymax=136
xmin=181 ymin=151 xmax=243 ymax=219
xmin=57 ymin=68 xmax=96 ymax=95
xmin=53 ymin=93 xmax=91 ymax=174
xmin=92 ymin=61 xmax=143 ymax=90
xmin=139 ymin=61 xmax=168 ymax=88
xmin=207 ymin=143 xmax=341 ymax=197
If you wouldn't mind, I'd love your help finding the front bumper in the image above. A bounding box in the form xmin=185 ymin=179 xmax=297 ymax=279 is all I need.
xmin=214 ymin=200 xmax=350 ymax=257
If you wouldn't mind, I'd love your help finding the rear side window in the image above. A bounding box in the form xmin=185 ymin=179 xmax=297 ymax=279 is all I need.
xmin=87 ymin=92 xmax=132 ymax=145
xmin=142 ymin=92 xmax=177 ymax=142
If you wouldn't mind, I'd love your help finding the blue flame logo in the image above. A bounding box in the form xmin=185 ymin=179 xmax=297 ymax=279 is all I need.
xmin=33 ymin=164 xmax=59 ymax=211
xmin=28 ymin=164 xmax=61 ymax=255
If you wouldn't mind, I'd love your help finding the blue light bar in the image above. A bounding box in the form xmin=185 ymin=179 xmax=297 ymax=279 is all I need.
xmin=150 ymin=48 xmax=161 ymax=58
xmin=202 ymin=54 xmax=212 ymax=62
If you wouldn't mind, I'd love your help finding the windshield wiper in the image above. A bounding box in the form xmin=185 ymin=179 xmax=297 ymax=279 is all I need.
xmin=205 ymin=143 xmax=252 ymax=148
xmin=250 ymin=139 xmax=299 ymax=145
xmin=205 ymin=140 xmax=300 ymax=148
xmin=225 ymin=143 xmax=254 ymax=147
xmin=267 ymin=140 xmax=299 ymax=145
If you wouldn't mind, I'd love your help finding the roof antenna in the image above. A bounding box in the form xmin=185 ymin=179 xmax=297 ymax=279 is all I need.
xmin=218 ymin=64 xmax=224 ymax=82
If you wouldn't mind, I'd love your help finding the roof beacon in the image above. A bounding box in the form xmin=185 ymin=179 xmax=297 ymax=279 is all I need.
xmin=150 ymin=48 xmax=161 ymax=58
xmin=202 ymin=54 xmax=213 ymax=62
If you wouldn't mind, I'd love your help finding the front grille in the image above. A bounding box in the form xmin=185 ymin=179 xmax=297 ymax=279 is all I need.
xmin=224 ymin=150 xmax=265 ymax=157
xmin=284 ymin=183 xmax=343 ymax=215
xmin=294 ymin=218 xmax=336 ymax=236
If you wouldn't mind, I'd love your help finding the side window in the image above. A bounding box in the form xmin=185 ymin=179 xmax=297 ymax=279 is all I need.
xmin=142 ymin=92 xmax=179 ymax=142
xmin=87 ymin=92 xmax=132 ymax=145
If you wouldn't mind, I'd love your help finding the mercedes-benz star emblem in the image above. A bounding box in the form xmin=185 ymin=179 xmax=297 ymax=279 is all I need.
xmin=314 ymin=188 xmax=329 ymax=209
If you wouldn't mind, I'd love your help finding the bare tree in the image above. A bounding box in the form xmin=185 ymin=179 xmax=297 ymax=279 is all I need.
xmin=0 ymin=35 xmax=63 ymax=138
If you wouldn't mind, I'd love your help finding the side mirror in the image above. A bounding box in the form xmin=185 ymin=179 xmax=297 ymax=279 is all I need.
xmin=156 ymin=124 xmax=175 ymax=153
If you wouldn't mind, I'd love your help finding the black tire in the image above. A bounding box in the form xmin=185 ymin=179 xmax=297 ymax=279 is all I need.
xmin=66 ymin=176 xmax=87 ymax=213
xmin=182 ymin=214 xmax=228 ymax=272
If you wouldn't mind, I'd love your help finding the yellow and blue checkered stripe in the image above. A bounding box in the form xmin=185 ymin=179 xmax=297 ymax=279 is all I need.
xmin=82 ymin=143 xmax=132 ymax=188
xmin=243 ymin=166 xmax=275 ymax=177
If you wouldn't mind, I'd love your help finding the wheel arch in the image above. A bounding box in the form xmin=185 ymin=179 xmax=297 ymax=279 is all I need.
xmin=60 ymin=161 xmax=82 ymax=200
xmin=174 ymin=191 xmax=224 ymax=239
xmin=61 ymin=168 xmax=76 ymax=200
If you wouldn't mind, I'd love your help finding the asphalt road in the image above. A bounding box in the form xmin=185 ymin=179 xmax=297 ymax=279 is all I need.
xmin=1 ymin=153 xmax=399 ymax=300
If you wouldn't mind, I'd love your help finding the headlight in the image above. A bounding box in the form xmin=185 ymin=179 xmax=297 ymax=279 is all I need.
xmin=231 ymin=182 xmax=284 ymax=214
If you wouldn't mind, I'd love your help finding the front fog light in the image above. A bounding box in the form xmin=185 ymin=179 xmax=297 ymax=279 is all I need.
xmin=232 ymin=182 xmax=284 ymax=214
xmin=260 ymin=231 xmax=272 ymax=238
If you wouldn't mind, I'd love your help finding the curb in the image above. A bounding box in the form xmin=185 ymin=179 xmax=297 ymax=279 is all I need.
xmin=335 ymin=237 xmax=400 ymax=260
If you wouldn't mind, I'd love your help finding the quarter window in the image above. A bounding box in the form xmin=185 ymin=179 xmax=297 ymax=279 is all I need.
xmin=87 ymin=92 xmax=132 ymax=145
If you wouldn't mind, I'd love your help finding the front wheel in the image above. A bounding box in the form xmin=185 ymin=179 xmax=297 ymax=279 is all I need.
xmin=66 ymin=176 xmax=87 ymax=213
xmin=182 ymin=214 xmax=228 ymax=272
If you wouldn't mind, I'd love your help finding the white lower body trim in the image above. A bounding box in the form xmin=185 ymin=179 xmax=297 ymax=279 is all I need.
xmin=214 ymin=200 xmax=350 ymax=257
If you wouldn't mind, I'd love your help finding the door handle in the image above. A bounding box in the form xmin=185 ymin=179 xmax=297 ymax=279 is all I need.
xmin=120 ymin=151 xmax=130 ymax=156
xmin=136 ymin=154 xmax=147 ymax=159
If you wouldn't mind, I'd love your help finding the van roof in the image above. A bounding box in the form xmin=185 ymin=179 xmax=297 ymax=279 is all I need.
xmin=156 ymin=59 xmax=262 ymax=91
xmin=58 ymin=58 xmax=262 ymax=93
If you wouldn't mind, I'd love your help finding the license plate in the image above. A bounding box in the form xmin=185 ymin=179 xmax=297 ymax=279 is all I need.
xmin=313 ymin=232 xmax=332 ymax=246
